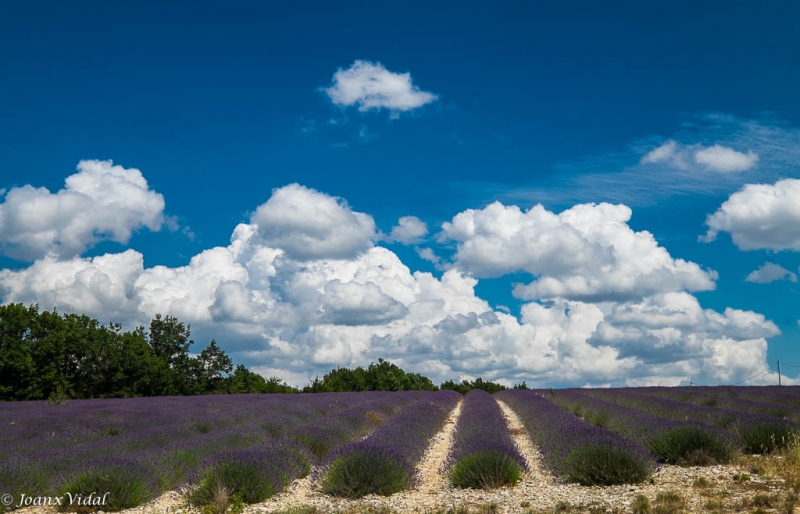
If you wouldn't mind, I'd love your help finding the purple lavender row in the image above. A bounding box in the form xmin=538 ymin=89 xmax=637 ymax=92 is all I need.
xmin=444 ymin=389 xmax=526 ymax=489
xmin=495 ymin=390 xmax=654 ymax=485
xmin=318 ymin=390 xmax=461 ymax=497
xmin=628 ymin=386 xmax=800 ymax=423
xmin=587 ymin=388 xmax=798 ymax=453
xmin=549 ymin=389 xmax=735 ymax=464
xmin=1 ymin=392 xmax=418 ymax=464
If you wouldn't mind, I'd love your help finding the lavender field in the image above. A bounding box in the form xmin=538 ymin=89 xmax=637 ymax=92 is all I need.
xmin=1 ymin=386 xmax=799 ymax=512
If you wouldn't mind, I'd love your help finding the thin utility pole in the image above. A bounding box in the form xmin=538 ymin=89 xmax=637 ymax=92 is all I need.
xmin=778 ymin=360 xmax=782 ymax=386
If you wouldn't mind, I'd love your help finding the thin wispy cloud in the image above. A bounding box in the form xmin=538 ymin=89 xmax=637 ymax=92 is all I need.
xmin=468 ymin=113 xmax=800 ymax=208
xmin=641 ymin=140 xmax=758 ymax=173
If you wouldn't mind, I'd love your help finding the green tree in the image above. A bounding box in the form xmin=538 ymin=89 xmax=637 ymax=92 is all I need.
xmin=148 ymin=314 xmax=195 ymax=395
xmin=0 ymin=303 xmax=39 ymax=400
xmin=226 ymin=364 xmax=268 ymax=393
xmin=195 ymin=339 xmax=233 ymax=393
xmin=440 ymin=377 xmax=507 ymax=395
xmin=302 ymin=359 xmax=437 ymax=392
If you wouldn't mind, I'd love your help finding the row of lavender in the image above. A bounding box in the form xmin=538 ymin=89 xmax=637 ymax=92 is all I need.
xmin=626 ymin=385 xmax=800 ymax=425
xmin=546 ymin=389 xmax=736 ymax=465
xmin=584 ymin=387 xmax=799 ymax=453
xmin=316 ymin=390 xmax=460 ymax=497
xmin=495 ymin=390 xmax=655 ymax=485
xmin=443 ymin=390 xmax=527 ymax=488
xmin=0 ymin=392 xmax=428 ymax=512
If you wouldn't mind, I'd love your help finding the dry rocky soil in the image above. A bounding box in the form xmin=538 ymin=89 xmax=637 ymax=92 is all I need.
xmin=15 ymin=399 xmax=799 ymax=514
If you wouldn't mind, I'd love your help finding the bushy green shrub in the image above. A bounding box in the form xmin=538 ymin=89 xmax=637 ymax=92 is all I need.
xmin=58 ymin=459 xmax=154 ymax=512
xmin=320 ymin=448 xmax=408 ymax=498
xmin=190 ymin=446 xmax=309 ymax=508
xmin=448 ymin=450 xmax=523 ymax=489
xmin=155 ymin=449 xmax=199 ymax=490
xmin=740 ymin=422 xmax=798 ymax=454
xmin=562 ymin=444 xmax=652 ymax=485
xmin=190 ymin=461 xmax=281 ymax=506
xmin=646 ymin=426 xmax=732 ymax=465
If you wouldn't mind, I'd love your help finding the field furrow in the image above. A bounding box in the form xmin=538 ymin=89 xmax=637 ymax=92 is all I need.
xmin=414 ymin=398 xmax=462 ymax=494
xmin=495 ymin=399 xmax=553 ymax=484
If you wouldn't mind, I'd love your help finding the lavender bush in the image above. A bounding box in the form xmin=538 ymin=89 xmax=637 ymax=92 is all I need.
xmin=188 ymin=444 xmax=312 ymax=507
xmin=57 ymin=456 xmax=158 ymax=512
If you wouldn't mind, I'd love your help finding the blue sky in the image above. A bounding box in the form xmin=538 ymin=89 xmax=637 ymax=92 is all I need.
xmin=2 ymin=0 xmax=800 ymax=387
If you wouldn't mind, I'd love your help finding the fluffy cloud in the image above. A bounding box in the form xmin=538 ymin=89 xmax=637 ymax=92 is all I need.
xmin=0 ymin=250 xmax=145 ymax=322
xmin=745 ymin=262 xmax=798 ymax=283
xmin=590 ymin=292 xmax=781 ymax=384
xmin=641 ymin=140 xmax=758 ymax=173
xmin=702 ymin=178 xmax=800 ymax=250
xmin=386 ymin=216 xmax=428 ymax=244
xmin=251 ymin=183 xmax=375 ymax=261
xmin=441 ymin=201 xmax=717 ymax=301
xmin=0 ymin=160 xmax=166 ymax=261
xmin=694 ymin=145 xmax=759 ymax=173
xmin=0 ymin=183 xmax=789 ymax=388
xmin=323 ymin=60 xmax=438 ymax=113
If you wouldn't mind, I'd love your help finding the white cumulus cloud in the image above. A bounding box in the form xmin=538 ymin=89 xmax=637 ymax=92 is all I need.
xmin=251 ymin=183 xmax=375 ymax=261
xmin=0 ymin=160 xmax=166 ymax=261
xmin=387 ymin=216 xmax=428 ymax=244
xmin=441 ymin=201 xmax=717 ymax=301
xmin=702 ymin=178 xmax=800 ymax=250
xmin=323 ymin=60 xmax=438 ymax=113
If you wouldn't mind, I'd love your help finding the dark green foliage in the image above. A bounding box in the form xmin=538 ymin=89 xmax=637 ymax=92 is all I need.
xmin=447 ymin=450 xmax=523 ymax=489
xmin=58 ymin=459 xmax=155 ymax=512
xmin=646 ymin=426 xmax=733 ymax=464
xmin=561 ymin=444 xmax=652 ymax=486
xmin=190 ymin=446 xmax=311 ymax=507
xmin=194 ymin=339 xmax=233 ymax=394
xmin=0 ymin=303 xmax=288 ymax=400
xmin=189 ymin=462 xmax=282 ymax=505
xmin=320 ymin=447 xmax=409 ymax=497
xmin=739 ymin=422 xmax=798 ymax=453
xmin=192 ymin=422 xmax=213 ymax=434
xmin=439 ymin=377 xmax=507 ymax=395
xmin=156 ymin=449 xmax=199 ymax=490
xmin=1 ymin=303 xmax=452 ymax=399
xmin=190 ymin=461 xmax=281 ymax=506
xmin=302 ymin=358 xmax=437 ymax=393
xmin=225 ymin=366 xmax=298 ymax=394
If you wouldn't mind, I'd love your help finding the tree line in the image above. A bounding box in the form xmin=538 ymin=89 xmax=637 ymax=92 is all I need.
xmin=0 ymin=303 xmax=522 ymax=401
